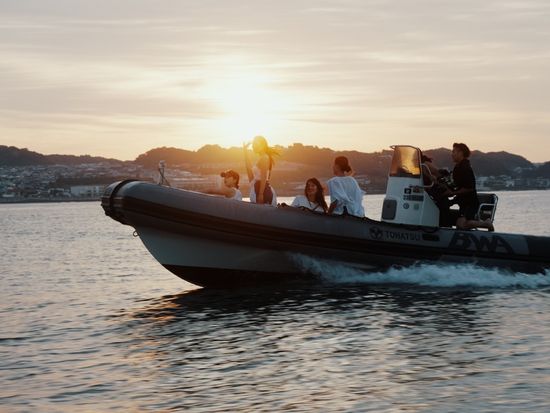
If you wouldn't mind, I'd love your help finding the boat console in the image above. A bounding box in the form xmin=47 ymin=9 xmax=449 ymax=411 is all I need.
xmin=381 ymin=145 xmax=498 ymax=228
xmin=381 ymin=145 xmax=440 ymax=227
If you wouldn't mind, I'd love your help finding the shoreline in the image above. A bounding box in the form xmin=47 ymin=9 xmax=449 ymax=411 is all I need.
xmin=1 ymin=187 xmax=548 ymax=205
xmin=0 ymin=197 xmax=100 ymax=204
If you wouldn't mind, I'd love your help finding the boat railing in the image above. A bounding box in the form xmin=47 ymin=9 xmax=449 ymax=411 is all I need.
xmin=477 ymin=193 xmax=498 ymax=223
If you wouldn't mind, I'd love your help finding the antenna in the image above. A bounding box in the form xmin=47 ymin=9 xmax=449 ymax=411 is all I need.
xmin=158 ymin=160 xmax=170 ymax=186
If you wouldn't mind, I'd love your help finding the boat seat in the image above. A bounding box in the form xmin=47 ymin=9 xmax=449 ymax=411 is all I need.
xmin=476 ymin=193 xmax=498 ymax=223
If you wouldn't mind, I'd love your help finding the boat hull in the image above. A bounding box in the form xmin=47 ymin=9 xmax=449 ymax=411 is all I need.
xmin=102 ymin=181 xmax=550 ymax=287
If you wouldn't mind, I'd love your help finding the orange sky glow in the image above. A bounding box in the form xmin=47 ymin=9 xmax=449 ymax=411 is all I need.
xmin=1 ymin=1 xmax=549 ymax=161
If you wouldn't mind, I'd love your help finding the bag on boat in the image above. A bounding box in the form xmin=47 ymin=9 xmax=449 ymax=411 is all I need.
xmin=254 ymin=181 xmax=273 ymax=204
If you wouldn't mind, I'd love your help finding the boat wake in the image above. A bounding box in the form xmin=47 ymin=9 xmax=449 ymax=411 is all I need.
xmin=291 ymin=254 xmax=550 ymax=289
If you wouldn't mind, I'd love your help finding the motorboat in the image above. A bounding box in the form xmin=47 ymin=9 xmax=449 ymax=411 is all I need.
xmin=101 ymin=146 xmax=550 ymax=287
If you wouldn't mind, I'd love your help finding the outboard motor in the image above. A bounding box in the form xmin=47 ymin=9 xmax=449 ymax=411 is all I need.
xmin=381 ymin=145 xmax=439 ymax=227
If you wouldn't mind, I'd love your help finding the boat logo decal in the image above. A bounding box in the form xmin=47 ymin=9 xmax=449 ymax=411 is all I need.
xmin=385 ymin=230 xmax=421 ymax=242
xmin=449 ymin=232 xmax=514 ymax=254
xmin=370 ymin=227 xmax=422 ymax=242
xmin=370 ymin=227 xmax=383 ymax=240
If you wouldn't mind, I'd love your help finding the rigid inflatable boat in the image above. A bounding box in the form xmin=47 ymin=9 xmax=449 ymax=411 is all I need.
xmin=102 ymin=146 xmax=550 ymax=287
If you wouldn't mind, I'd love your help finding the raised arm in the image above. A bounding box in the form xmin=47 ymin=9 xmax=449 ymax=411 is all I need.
xmin=206 ymin=186 xmax=236 ymax=199
xmin=243 ymin=142 xmax=254 ymax=183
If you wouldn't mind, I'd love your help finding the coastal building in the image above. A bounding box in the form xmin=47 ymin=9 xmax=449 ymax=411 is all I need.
xmin=70 ymin=185 xmax=105 ymax=198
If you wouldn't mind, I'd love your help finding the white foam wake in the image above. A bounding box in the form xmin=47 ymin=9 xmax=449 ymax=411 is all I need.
xmin=290 ymin=253 xmax=550 ymax=289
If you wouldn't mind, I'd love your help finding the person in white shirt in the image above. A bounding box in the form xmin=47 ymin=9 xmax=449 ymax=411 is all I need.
xmin=206 ymin=169 xmax=242 ymax=200
xmin=291 ymin=178 xmax=328 ymax=213
xmin=327 ymin=156 xmax=365 ymax=217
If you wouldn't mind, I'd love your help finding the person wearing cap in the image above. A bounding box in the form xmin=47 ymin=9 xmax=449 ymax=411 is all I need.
xmin=207 ymin=169 xmax=242 ymax=200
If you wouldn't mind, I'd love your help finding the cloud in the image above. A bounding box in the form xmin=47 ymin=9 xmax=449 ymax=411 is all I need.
xmin=0 ymin=0 xmax=549 ymax=160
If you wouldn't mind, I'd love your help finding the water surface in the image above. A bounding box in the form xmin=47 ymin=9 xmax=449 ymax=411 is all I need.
xmin=1 ymin=191 xmax=550 ymax=412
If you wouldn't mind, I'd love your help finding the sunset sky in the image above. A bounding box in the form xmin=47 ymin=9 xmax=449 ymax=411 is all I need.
xmin=1 ymin=0 xmax=549 ymax=161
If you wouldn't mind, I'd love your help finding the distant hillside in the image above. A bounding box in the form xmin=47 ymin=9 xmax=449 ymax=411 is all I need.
xmin=0 ymin=145 xmax=122 ymax=166
xmin=134 ymin=146 xmax=196 ymax=167
xmin=134 ymin=145 xmax=245 ymax=167
xmin=422 ymin=148 xmax=534 ymax=176
xmin=0 ymin=146 xmax=47 ymax=166
xmin=2 ymin=143 xmax=548 ymax=180
xmin=134 ymin=144 xmax=542 ymax=179
xmin=524 ymin=161 xmax=550 ymax=178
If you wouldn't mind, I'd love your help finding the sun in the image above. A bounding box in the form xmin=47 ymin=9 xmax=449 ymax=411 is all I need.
xmin=202 ymin=68 xmax=290 ymax=146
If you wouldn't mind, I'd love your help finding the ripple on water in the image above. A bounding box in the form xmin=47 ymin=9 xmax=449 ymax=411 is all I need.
xmin=2 ymin=200 xmax=550 ymax=411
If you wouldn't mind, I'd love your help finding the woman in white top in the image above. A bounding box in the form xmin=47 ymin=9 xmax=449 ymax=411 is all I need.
xmin=291 ymin=177 xmax=328 ymax=213
xmin=206 ymin=169 xmax=242 ymax=200
xmin=327 ymin=156 xmax=365 ymax=217
xmin=243 ymin=136 xmax=278 ymax=206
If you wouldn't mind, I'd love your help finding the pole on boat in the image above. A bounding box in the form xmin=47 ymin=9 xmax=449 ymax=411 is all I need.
xmin=158 ymin=160 xmax=171 ymax=187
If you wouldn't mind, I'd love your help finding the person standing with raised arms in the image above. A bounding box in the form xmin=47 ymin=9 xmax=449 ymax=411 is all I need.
xmin=243 ymin=136 xmax=278 ymax=206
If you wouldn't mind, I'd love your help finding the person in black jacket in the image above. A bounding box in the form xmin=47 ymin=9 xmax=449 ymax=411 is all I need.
xmin=444 ymin=143 xmax=494 ymax=231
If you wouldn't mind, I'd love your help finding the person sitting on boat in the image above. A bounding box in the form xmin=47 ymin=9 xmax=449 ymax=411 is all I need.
xmin=444 ymin=142 xmax=494 ymax=231
xmin=206 ymin=169 xmax=243 ymax=200
xmin=327 ymin=156 xmax=365 ymax=217
xmin=420 ymin=152 xmax=456 ymax=227
xmin=243 ymin=135 xmax=278 ymax=206
xmin=291 ymin=178 xmax=328 ymax=213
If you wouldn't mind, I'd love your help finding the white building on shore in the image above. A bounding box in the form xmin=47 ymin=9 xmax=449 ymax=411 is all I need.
xmin=70 ymin=185 xmax=105 ymax=198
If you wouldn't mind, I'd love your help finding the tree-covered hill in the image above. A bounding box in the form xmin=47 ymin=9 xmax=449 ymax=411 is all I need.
xmin=0 ymin=145 xmax=122 ymax=166
xmin=134 ymin=144 xmax=540 ymax=178
xmin=2 ymin=143 xmax=547 ymax=180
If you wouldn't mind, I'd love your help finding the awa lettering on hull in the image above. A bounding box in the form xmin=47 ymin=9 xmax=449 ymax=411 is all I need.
xmin=449 ymin=232 xmax=514 ymax=254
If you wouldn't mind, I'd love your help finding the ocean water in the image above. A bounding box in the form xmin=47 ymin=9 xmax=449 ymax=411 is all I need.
xmin=1 ymin=191 xmax=550 ymax=412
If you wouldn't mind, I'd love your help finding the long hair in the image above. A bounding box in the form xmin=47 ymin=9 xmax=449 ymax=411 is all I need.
xmin=253 ymin=135 xmax=279 ymax=167
xmin=453 ymin=142 xmax=471 ymax=158
xmin=305 ymin=177 xmax=328 ymax=212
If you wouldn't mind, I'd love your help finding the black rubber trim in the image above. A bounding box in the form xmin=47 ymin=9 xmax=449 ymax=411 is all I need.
xmin=101 ymin=180 xmax=138 ymax=222
xmin=112 ymin=195 xmax=550 ymax=270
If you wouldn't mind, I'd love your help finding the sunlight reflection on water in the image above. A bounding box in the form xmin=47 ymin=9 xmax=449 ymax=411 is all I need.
xmin=1 ymin=193 xmax=550 ymax=411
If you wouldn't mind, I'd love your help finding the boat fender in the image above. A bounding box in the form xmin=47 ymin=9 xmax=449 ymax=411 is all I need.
xmin=101 ymin=179 xmax=139 ymax=222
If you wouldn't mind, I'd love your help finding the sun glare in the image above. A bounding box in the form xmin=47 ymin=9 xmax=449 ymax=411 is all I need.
xmin=203 ymin=69 xmax=290 ymax=146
